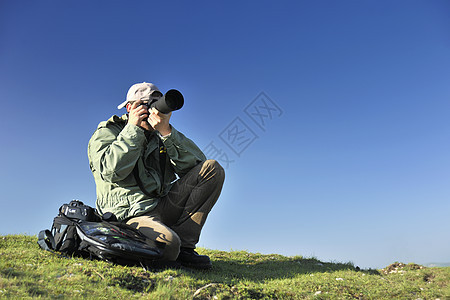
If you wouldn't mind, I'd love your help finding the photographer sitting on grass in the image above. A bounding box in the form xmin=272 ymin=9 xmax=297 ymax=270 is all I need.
xmin=88 ymin=82 xmax=225 ymax=269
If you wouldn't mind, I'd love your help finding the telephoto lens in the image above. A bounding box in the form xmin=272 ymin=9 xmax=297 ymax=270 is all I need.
xmin=150 ymin=89 xmax=184 ymax=114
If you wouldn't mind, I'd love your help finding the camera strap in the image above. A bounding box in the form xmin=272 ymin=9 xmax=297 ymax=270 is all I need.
xmin=158 ymin=137 xmax=167 ymax=182
xmin=132 ymin=137 xmax=167 ymax=198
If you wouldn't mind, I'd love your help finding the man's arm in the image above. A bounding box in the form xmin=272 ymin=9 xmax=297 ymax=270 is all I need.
xmin=160 ymin=127 xmax=207 ymax=177
xmin=88 ymin=122 xmax=147 ymax=183
xmin=133 ymin=106 xmax=206 ymax=177
xmin=88 ymin=100 xmax=160 ymax=183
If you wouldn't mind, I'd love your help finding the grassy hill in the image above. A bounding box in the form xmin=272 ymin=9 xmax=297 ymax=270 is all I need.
xmin=1 ymin=235 xmax=449 ymax=299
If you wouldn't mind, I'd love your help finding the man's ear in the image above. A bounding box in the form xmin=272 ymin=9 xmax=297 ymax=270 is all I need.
xmin=126 ymin=102 xmax=132 ymax=113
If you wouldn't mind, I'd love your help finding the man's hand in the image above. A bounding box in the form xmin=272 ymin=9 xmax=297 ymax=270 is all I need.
xmin=147 ymin=107 xmax=172 ymax=136
xmin=127 ymin=100 xmax=152 ymax=131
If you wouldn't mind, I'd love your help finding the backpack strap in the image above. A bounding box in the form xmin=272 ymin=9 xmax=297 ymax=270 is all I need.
xmin=37 ymin=229 xmax=71 ymax=259
xmin=37 ymin=229 xmax=56 ymax=251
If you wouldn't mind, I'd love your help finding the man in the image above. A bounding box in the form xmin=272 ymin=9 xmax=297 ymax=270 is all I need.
xmin=88 ymin=82 xmax=225 ymax=269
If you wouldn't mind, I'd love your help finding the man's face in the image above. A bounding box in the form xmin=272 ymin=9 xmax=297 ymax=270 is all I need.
xmin=126 ymin=90 xmax=163 ymax=112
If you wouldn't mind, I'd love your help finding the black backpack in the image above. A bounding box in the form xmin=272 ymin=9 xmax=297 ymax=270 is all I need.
xmin=38 ymin=200 xmax=164 ymax=266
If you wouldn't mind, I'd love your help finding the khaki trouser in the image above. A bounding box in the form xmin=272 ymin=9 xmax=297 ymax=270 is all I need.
xmin=126 ymin=159 xmax=225 ymax=261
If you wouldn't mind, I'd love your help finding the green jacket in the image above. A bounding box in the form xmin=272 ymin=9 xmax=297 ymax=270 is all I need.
xmin=87 ymin=114 xmax=206 ymax=221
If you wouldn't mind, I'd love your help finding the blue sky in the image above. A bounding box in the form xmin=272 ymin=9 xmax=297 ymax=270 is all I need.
xmin=1 ymin=0 xmax=449 ymax=269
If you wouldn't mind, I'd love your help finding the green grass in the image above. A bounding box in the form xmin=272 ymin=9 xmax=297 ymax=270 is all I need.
xmin=1 ymin=235 xmax=449 ymax=299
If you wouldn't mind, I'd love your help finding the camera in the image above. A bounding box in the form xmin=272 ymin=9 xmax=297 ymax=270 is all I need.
xmin=60 ymin=200 xmax=99 ymax=221
xmin=144 ymin=89 xmax=184 ymax=114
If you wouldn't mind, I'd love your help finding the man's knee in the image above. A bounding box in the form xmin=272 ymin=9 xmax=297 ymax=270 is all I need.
xmin=202 ymin=159 xmax=225 ymax=181
xmin=126 ymin=216 xmax=181 ymax=261
xmin=159 ymin=229 xmax=181 ymax=261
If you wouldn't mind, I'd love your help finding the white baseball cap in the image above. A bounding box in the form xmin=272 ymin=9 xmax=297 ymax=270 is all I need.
xmin=117 ymin=82 xmax=163 ymax=109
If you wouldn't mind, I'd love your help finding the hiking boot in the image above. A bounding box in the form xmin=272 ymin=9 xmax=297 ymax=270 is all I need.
xmin=176 ymin=247 xmax=212 ymax=270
